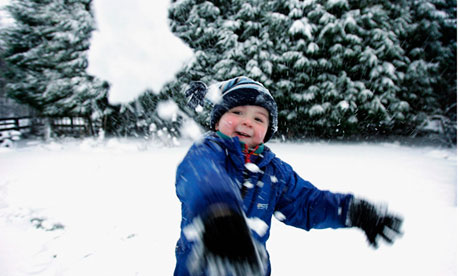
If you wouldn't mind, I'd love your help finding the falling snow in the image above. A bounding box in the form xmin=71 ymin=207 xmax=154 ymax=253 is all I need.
xmin=245 ymin=163 xmax=263 ymax=173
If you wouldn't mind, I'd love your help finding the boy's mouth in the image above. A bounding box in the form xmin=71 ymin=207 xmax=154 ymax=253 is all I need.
xmin=235 ymin=131 xmax=251 ymax=138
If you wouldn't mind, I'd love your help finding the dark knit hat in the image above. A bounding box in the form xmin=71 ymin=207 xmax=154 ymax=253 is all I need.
xmin=210 ymin=76 xmax=278 ymax=143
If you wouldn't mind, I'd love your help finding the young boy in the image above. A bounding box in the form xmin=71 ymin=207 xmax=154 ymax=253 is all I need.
xmin=174 ymin=76 xmax=402 ymax=276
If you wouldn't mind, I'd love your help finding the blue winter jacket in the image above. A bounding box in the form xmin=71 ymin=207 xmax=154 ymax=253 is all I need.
xmin=174 ymin=133 xmax=353 ymax=275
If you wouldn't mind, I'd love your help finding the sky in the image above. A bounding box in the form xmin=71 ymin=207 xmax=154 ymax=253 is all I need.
xmin=0 ymin=0 xmax=194 ymax=104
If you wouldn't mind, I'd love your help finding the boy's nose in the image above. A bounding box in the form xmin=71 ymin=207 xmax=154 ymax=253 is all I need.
xmin=241 ymin=117 xmax=253 ymax=127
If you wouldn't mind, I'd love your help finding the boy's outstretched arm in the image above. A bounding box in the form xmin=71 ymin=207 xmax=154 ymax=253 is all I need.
xmin=347 ymin=198 xmax=404 ymax=248
xmin=274 ymin=160 xmax=403 ymax=248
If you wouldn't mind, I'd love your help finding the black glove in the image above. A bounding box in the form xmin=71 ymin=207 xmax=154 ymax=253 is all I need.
xmin=184 ymin=81 xmax=208 ymax=110
xmin=200 ymin=205 xmax=265 ymax=275
xmin=348 ymin=198 xmax=403 ymax=248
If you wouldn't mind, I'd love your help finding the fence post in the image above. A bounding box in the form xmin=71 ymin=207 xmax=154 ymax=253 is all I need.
xmin=87 ymin=116 xmax=95 ymax=136
xmin=14 ymin=118 xmax=20 ymax=131
xmin=44 ymin=117 xmax=52 ymax=141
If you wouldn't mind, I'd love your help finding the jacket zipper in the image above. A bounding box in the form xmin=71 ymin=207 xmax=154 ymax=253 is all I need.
xmin=241 ymin=144 xmax=259 ymax=197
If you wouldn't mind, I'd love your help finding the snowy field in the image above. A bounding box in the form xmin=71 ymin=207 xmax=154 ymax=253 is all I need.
xmin=0 ymin=138 xmax=456 ymax=276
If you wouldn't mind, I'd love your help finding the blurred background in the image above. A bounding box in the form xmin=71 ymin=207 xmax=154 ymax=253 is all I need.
xmin=0 ymin=0 xmax=456 ymax=146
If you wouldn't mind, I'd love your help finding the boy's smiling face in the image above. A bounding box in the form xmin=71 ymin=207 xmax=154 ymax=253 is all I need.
xmin=215 ymin=105 xmax=269 ymax=148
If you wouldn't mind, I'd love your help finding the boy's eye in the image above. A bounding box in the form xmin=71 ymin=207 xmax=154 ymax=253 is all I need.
xmin=231 ymin=110 xmax=242 ymax=115
xmin=255 ymin=117 xmax=265 ymax=123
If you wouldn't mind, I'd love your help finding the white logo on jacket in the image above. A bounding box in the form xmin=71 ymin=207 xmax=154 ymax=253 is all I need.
xmin=257 ymin=203 xmax=269 ymax=210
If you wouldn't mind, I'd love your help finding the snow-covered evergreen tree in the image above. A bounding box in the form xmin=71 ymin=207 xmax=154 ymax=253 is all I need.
xmin=167 ymin=0 xmax=456 ymax=140
xmin=1 ymin=0 xmax=108 ymax=118
xmin=403 ymin=0 xmax=456 ymax=123
xmin=105 ymin=88 xmax=182 ymax=142
xmin=265 ymin=0 xmax=416 ymax=137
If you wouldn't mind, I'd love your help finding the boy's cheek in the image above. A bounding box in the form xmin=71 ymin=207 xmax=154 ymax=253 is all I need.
xmin=221 ymin=119 xmax=235 ymax=129
xmin=216 ymin=117 xmax=234 ymax=131
xmin=255 ymin=128 xmax=267 ymax=141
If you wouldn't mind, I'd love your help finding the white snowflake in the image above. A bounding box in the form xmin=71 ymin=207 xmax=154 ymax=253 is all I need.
xmin=243 ymin=181 xmax=254 ymax=189
xmin=245 ymin=163 xmax=263 ymax=173
xmin=274 ymin=211 xmax=286 ymax=222
xmin=246 ymin=217 xmax=269 ymax=237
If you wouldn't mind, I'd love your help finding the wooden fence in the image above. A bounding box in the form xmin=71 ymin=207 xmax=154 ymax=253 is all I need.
xmin=0 ymin=117 xmax=32 ymax=132
xmin=0 ymin=116 xmax=97 ymax=141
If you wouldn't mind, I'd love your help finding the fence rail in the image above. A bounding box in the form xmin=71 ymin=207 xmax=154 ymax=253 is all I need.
xmin=0 ymin=116 xmax=32 ymax=131
xmin=0 ymin=116 xmax=97 ymax=141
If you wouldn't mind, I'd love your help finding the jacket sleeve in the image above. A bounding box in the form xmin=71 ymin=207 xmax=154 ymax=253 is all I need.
xmin=175 ymin=140 xmax=243 ymax=219
xmin=275 ymin=160 xmax=353 ymax=231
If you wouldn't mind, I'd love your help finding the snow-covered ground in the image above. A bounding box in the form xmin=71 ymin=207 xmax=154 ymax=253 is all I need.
xmin=0 ymin=138 xmax=456 ymax=275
